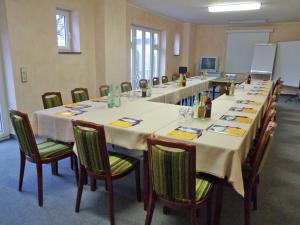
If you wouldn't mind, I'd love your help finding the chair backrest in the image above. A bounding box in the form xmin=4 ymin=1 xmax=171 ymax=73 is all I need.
xmin=258 ymin=109 xmax=276 ymax=144
xmin=121 ymin=82 xmax=132 ymax=93
xmin=139 ymin=79 xmax=148 ymax=88
xmin=162 ymin=76 xmax=168 ymax=84
xmin=172 ymin=73 xmax=179 ymax=81
xmin=42 ymin=92 xmax=63 ymax=109
xmin=99 ymin=85 xmax=109 ymax=97
xmin=152 ymin=77 xmax=159 ymax=86
xmin=250 ymin=122 xmax=277 ymax=184
xmin=71 ymin=88 xmax=89 ymax=103
xmin=147 ymin=138 xmax=196 ymax=203
xmin=72 ymin=120 xmax=110 ymax=175
xmin=9 ymin=110 xmax=40 ymax=160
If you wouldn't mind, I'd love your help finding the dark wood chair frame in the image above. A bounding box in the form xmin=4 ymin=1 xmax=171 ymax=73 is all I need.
xmin=145 ymin=137 xmax=214 ymax=225
xmin=71 ymin=88 xmax=89 ymax=103
xmin=120 ymin=82 xmax=133 ymax=93
xmin=162 ymin=76 xmax=168 ymax=84
xmin=99 ymin=85 xmax=110 ymax=97
xmin=41 ymin=92 xmax=75 ymax=173
xmin=139 ymin=79 xmax=148 ymax=88
xmin=10 ymin=110 xmax=78 ymax=207
xmin=41 ymin=92 xmax=63 ymax=109
xmin=243 ymin=122 xmax=277 ymax=225
xmin=152 ymin=77 xmax=160 ymax=86
xmin=72 ymin=120 xmax=141 ymax=225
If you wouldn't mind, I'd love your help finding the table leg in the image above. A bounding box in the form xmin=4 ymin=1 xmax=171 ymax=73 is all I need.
xmin=143 ymin=151 xmax=149 ymax=210
xmin=213 ymin=179 xmax=224 ymax=225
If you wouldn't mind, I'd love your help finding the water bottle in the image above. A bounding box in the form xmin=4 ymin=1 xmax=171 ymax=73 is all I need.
xmin=193 ymin=94 xmax=199 ymax=119
xmin=114 ymin=85 xmax=121 ymax=107
xmin=107 ymin=85 xmax=114 ymax=108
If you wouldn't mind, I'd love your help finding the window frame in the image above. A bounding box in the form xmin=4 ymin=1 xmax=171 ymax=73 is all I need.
xmin=56 ymin=8 xmax=72 ymax=52
xmin=131 ymin=26 xmax=161 ymax=89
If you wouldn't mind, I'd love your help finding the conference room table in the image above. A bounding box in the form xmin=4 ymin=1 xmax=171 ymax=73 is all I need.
xmin=33 ymin=77 xmax=273 ymax=219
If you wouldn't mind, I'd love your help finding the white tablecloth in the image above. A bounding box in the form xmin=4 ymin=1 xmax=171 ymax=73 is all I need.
xmin=32 ymin=78 xmax=273 ymax=196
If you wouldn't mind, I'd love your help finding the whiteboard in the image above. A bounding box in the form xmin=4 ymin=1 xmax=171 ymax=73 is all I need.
xmin=251 ymin=44 xmax=277 ymax=74
xmin=225 ymin=30 xmax=270 ymax=73
xmin=273 ymin=41 xmax=300 ymax=87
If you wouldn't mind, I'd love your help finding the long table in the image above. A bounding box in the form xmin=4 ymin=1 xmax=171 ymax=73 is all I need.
xmin=33 ymin=77 xmax=273 ymax=197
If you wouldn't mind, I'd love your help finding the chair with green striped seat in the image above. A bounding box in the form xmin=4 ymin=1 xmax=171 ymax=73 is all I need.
xmin=145 ymin=138 xmax=214 ymax=225
xmin=72 ymin=120 xmax=141 ymax=225
xmin=162 ymin=75 xmax=168 ymax=84
xmin=9 ymin=110 xmax=78 ymax=207
xmin=99 ymin=85 xmax=110 ymax=97
xmin=120 ymin=82 xmax=132 ymax=93
xmin=42 ymin=92 xmax=63 ymax=109
xmin=71 ymin=88 xmax=89 ymax=103
xmin=152 ymin=77 xmax=159 ymax=86
xmin=242 ymin=122 xmax=277 ymax=225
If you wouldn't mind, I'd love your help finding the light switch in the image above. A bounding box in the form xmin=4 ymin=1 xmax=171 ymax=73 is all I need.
xmin=20 ymin=67 xmax=28 ymax=83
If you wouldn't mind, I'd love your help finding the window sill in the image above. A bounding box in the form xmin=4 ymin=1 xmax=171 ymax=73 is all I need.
xmin=58 ymin=51 xmax=82 ymax=55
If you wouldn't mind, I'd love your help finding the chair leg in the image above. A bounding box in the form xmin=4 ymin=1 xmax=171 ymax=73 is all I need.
xmin=213 ymin=180 xmax=224 ymax=225
xmin=36 ymin=163 xmax=43 ymax=207
xmin=73 ymin=155 xmax=79 ymax=184
xmin=90 ymin=177 xmax=97 ymax=192
xmin=143 ymin=152 xmax=149 ymax=210
xmin=107 ymin=178 xmax=115 ymax=225
xmin=244 ymin=190 xmax=251 ymax=225
xmin=51 ymin=162 xmax=58 ymax=176
xmin=190 ymin=206 xmax=197 ymax=225
xmin=163 ymin=207 xmax=169 ymax=215
xmin=19 ymin=151 xmax=26 ymax=191
xmin=135 ymin=162 xmax=141 ymax=202
xmin=252 ymin=184 xmax=258 ymax=210
xmin=75 ymin=166 xmax=85 ymax=212
xmin=206 ymin=196 xmax=212 ymax=225
xmin=145 ymin=192 xmax=156 ymax=225
xmin=70 ymin=156 xmax=74 ymax=170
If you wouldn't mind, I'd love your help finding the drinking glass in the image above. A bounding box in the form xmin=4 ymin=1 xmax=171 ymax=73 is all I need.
xmin=186 ymin=107 xmax=193 ymax=124
xmin=178 ymin=107 xmax=187 ymax=124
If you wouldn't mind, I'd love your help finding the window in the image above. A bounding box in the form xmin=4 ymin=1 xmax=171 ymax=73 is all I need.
xmin=56 ymin=9 xmax=71 ymax=51
xmin=173 ymin=33 xmax=180 ymax=56
xmin=131 ymin=26 xmax=160 ymax=89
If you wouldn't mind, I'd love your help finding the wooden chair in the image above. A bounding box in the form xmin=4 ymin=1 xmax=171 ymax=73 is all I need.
xmin=152 ymin=77 xmax=159 ymax=86
xmin=145 ymin=138 xmax=214 ymax=225
xmin=42 ymin=92 xmax=63 ymax=109
xmin=162 ymin=76 xmax=168 ymax=84
xmin=72 ymin=120 xmax=141 ymax=225
xmin=42 ymin=92 xmax=74 ymax=173
xmin=242 ymin=122 xmax=277 ymax=225
xmin=71 ymin=88 xmax=89 ymax=103
xmin=139 ymin=79 xmax=148 ymax=88
xmin=120 ymin=82 xmax=132 ymax=93
xmin=9 ymin=110 xmax=78 ymax=207
xmin=99 ymin=85 xmax=110 ymax=97
xmin=172 ymin=73 xmax=179 ymax=81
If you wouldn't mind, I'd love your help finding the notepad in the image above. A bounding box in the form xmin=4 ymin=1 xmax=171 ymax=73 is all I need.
xmin=90 ymin=97 xmax=106 ymax=102
xmin=110 ymin=117 xmax=142 ymax=128
xmin=207 ymin=124 xmax=246 ymax=137
xmin=168 ymin=126 xmax=202 ymax=140
xmin=220 ymin=115 xmax=253 ymax=124
xmin=56 ymin=111 xmax=76 ymax=117
xmin=247 ymin=91 xmax=268 ymax=96
xmin=236 ymin=100 xmax=262 ymax=106
xmin=64 ymin=103 xmax=80 ymax=108
xmin=230 ymin=107 xmax=257 ymax=114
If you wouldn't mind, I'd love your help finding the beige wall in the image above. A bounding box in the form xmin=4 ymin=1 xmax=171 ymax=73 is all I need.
xmin=4 ymin=0 xmax=97 ymax=117
xmin=194 ymin=22 xmax=300 ymax=73
xmin=127 ymin=4 xmax=193 ymax=79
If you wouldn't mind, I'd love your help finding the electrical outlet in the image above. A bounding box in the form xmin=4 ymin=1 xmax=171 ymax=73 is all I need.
xmin=20 ymin=67 xmax=28 ymax=83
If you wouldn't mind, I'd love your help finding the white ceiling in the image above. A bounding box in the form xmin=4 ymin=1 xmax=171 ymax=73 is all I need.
xmin=128 ymin=0 xmax=300 ymax=24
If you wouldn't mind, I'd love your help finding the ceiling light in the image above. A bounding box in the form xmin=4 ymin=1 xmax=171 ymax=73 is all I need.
xmin=208 ymin=2 xmax=261 ymax=13
xmin=228 ymin=19 xmax=267 ymax=24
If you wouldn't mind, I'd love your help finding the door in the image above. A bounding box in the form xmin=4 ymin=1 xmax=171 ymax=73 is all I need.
xmin=0 ymin=61 xmax=9 ymax=141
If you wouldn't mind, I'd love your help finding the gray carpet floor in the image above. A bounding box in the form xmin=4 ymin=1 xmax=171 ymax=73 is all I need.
xmin=0 ymin=96 xmax=299 ymax=225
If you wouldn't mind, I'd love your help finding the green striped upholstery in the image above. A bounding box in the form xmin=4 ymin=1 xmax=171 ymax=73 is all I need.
xmin=99 ymin=87 xmax=109 ymax=97
xmin=10 ymin=114 xmax=36 ymax=158
xmin=151 ymin=145 xmax=212 ymax=202
xmin=121 ymin=83 xmax=132 ymax=93
xmin=73 ymin=126 xmax=137 ymax=174
xmin=162 ymin=76 xmax=168 ymax=84
xmin=44 ymin=95 xmax=62 ymax=109
xmin=38 ymin=141 xmax=72 ymax=159
xmin=74 ymin=91 xmax=89 ymax=103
